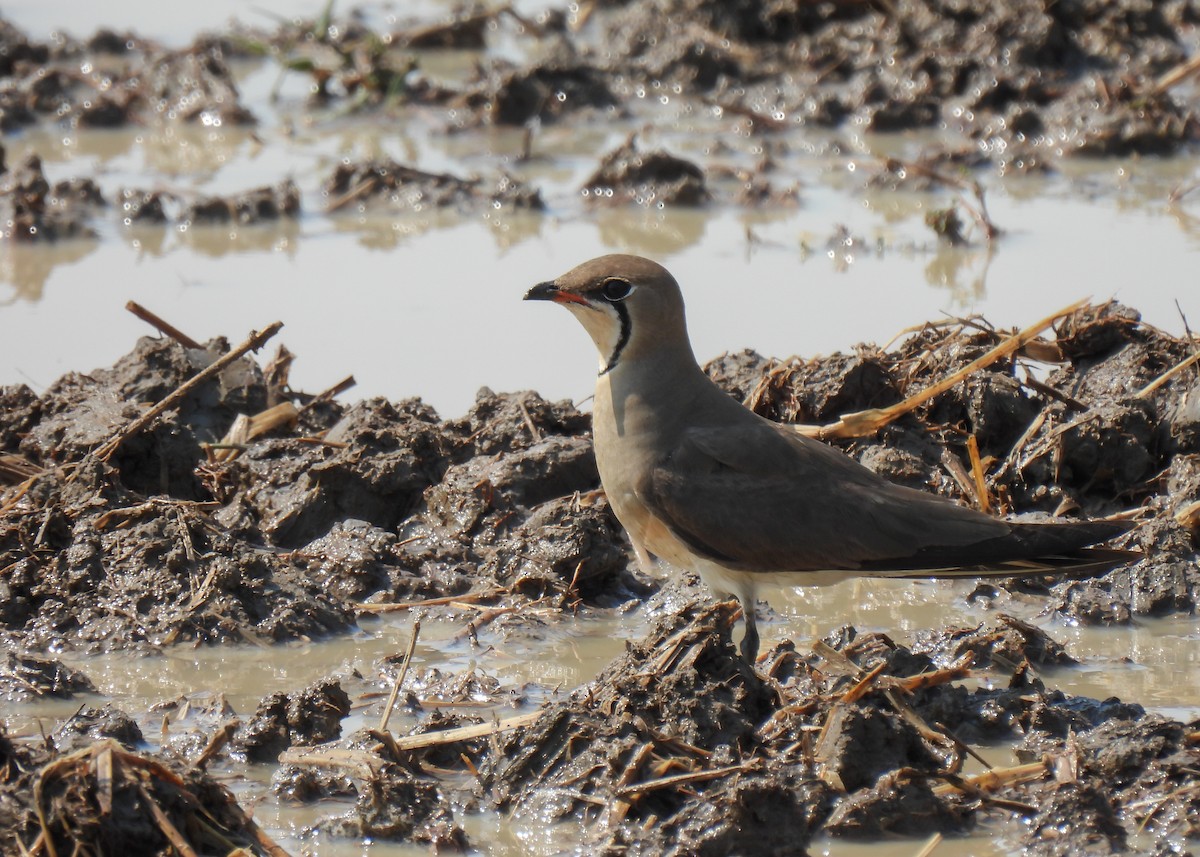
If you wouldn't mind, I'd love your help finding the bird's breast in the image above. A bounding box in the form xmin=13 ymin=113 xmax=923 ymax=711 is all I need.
xmin=592 ymin=376 xmax=697 ymax=568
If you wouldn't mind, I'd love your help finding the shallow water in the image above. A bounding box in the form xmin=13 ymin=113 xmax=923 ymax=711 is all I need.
xmin=3 ymin=1 xmax=1200 ymax=854
xmin=7 ymin=578 xmax=1200 ymax=856
xmin=5 ymin=131 xmax=1200 ymax=419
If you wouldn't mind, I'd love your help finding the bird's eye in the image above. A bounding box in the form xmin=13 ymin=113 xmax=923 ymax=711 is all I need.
xmin=600 ymin=278 xmax=634 ymax=302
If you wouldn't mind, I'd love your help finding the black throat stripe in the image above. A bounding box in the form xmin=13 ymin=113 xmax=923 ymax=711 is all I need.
xmin=598 ymin=302 xmax=631 ymax=376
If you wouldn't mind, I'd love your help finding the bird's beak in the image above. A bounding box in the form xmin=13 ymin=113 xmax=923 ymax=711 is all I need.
xmin=524 ymin=281 xmax=588 ymax=305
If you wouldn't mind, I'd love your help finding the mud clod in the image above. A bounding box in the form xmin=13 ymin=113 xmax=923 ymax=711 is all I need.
xmin=483 ymin=602 xmax=773 ymax=830
xmin=478 ymin=598 xmax=1187 ymax=853
xmin=323 ymin=159 xmax=543 ymax=214
xmin=582 ymin=136 xmax=709 ymax=207
xmin=823 ymin=771 xmax=969 ymax=838
xmin=213 ymin=397 xmax=450 ymax=548
xmin=912 ymin=614 xmax=1076 ymax=670
xmin=0 ymin=385 xmax=41 ymax=452
xmin=0 ymin=153 xmax=99 ymax=241
xmin=816 ymin=704 xmax=944 ymax=792
xmin=1 ymin=737 xmax=290 ymax=856
xmin=0 ymin=644 xmax=94 ymax=701
xmin=1023 ymin=782 xmax=1127 ymax=856
xmin=182 ymin=181 xmax=300 ymax=225
xmin=317 ymin=761 xmax=469 ymax=848
xmin=465 ymin=60 xmax=619 ymax=127
xmin=238 ymin=678 xmax=351 ymax=762
xmin=1015 ymin=716 xmax=1200 ymax=854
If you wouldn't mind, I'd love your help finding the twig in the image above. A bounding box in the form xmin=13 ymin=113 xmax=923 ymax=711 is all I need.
xmin=940 ymin=446 xmax=978 ymax=505
xmin=879 ymin=315 xmax=988 ymax=352
xmin=607 ymin=742 xmax=656 ymax=827
xmin=294 ymin=436 xmax=350 ymax=448
xmin=681 ymin=21 xmax=757 ymax=66
xmin=839 ymin=661 xmax=887 ymax=703
xmin=883 ymin=688 xmax=962 ymax=772
xmin=811 ymin=639 xmax=864 ymax=676
xmin=324 ymin=176 xmax=379 ymax=214
xmin=1169 ymin=177 xmax=1200 ymax=205
xmin=136 ymin=782 xmax=199 ymax=857
xmin=518 ymin=397 xmax=542 ymax=442
xmin=17 ymin=830 xmax=43 ymax=856
xmin=298 ymin=375 xmax=357 ymax=414
xmin=452 ymin=604 xmax=525 ymax=642
xmin=1135 ymin=349 xmax=1200 ymax=399
xmin=384 ymin=711 xmax=541 ymax=750
xmin=95 ymin=745 xmax=114 ymax=814
xmin=1019 ymin=370 xmax=1088 ymax=412
xmin=803 ymin=299 xmax=1090 ymax=441
xmin=932 ymin=759 xmax=1047 ymax=796
xmin=0 ymin=477 xmax=37 ymax=515
xmin=1175 ymin=500 xmax=1200 ymax=531
xmin=125 ymin=301 xmax=203 ymax=349
xmin=191 ymin=719 xmax=240 ymax=770
xmin=353 ymin=588 xmax=509 ymax=614
xmin=888 ymin=653 xmax=974 ymax=693
xmin=966 ymin=434 xmax=991 ymax=514
xmin=93 ymin=322 xmax=283 ymax=462
xmin=276 ymin=746 xmax=383 ymax=775
xmin=993 ymin=409 xmax=1047 ymax=483
xmin=379 ymin=620 xmax=421 ymax=734
xmin=1175 ymin=299 xmax=1195 ymax=344
xmin=1129 ymin=780 xmax=1200 ymax=832
xmin=244 ymin=819 xmax=293 ymax=857
xmin=913 ymin=833 xmax=943 ymax=857
xmin=208 ymin=402 xmax=299 ymax=463
xmin=0 ymin=454 xmax=45 ymax=485
xmin=1152 ymin=54 xmax=1200 ymax=94
xmin=519 ymin=125 xmax=536 ymax=162
xmin=704 ymin=96 xmax=788 ymax=131
xmin=615 ymin=763 xmax=751 ymax=799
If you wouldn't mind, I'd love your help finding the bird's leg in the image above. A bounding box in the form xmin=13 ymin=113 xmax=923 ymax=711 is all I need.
xmin=740 ymin=597 xmax=760 ymax=663
xmin=631 ymin=540 xmax=657 ymax=575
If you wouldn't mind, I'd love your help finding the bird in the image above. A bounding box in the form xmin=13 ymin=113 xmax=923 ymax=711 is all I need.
xmin=524 ymin=254 xmax=1137 ymax=663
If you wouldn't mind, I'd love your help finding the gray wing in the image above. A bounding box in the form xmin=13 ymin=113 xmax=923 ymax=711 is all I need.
xmin=639 ymin=421 xmax=1011 ymax=572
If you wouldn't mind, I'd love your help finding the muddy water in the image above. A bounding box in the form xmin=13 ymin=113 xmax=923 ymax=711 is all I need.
xmin=6 ymin=578 xmax=1199 ymax=855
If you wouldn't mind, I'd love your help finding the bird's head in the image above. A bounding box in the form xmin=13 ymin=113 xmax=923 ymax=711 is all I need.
xmin=524 ymin=254 xmax=691 ymax=375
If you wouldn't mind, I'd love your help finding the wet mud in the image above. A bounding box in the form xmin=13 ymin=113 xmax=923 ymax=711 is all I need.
xmin=4 ymin=0 xmax=1200 ymax=854
xmin=1 ymin=295 xmax=1198 ymax=854
xmin=5 ymin=0 xmax=1200 ymax=241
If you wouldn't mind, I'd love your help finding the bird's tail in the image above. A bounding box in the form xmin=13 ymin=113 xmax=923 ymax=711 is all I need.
xmin=866 ymin=546 xmax=1141 ymax=581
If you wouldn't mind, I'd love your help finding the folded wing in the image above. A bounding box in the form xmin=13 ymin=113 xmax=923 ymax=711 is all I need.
xmin=640 ymin=421 xmax=1131 ymax=574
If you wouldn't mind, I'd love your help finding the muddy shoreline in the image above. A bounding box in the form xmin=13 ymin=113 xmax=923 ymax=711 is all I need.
xmin=4 ymin=0 xmax=1200 ymax=854
xmin=2 ymin=294 xmax=1199 ymax=854
xmin=4 ymin=1 xmax=1200 ymax=243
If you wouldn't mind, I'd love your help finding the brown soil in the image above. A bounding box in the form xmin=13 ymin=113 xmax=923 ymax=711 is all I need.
xmin=1 ymin=294 xmax=1198 ymax=854
xmin=3 ymin=1 xmax=1200 ymax=854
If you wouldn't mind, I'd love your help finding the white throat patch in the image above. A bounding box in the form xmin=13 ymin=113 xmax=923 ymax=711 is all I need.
xmin=565 ymin=302 xmax=627 ymax=374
